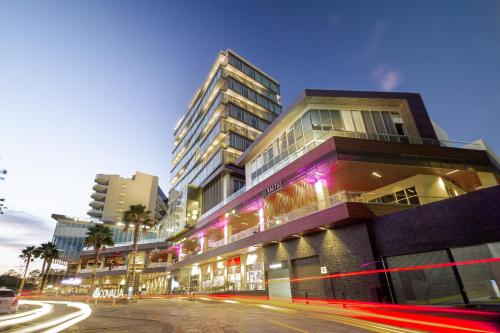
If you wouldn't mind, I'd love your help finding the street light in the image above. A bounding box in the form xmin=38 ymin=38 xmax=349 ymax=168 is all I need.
xmin=360 ymin=259 xmax=395 ymax=304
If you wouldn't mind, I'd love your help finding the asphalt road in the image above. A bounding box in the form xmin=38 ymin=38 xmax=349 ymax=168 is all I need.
xmin=65 ymin=298 xmax=413 ymax=333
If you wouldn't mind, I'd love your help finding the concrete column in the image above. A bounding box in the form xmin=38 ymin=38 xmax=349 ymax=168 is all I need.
xmin=478 ymin=172 xmax=498 ymax=188
xmin=224 ymin=224 xmax=232 ymax=245
xmin=167 ymin=252 xmax=173 ymax=264
xmin=258 ymin=207 xmax=265 ymax=232
xmin=200 ymin=236 xmax=208 ymax=253
xmin=315 ymin=179 xmax=329 ymax=209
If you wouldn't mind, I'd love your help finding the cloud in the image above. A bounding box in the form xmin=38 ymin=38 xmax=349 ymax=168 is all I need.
xmin=372 ymin=65 xmax=402 ymax=91
xmin=0 ymin=210 xmax=54 ymax=273
xmin=360 ymin=20 xmax=388 ymax=62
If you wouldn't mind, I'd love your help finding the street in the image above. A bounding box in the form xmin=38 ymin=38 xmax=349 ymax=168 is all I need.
xmin=67 ymin=298 xmax=398 ymax=333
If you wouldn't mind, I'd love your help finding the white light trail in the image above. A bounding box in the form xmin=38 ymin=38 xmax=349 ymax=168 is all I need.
xmin=224 ymin=300 xmax=239 ymax=304
xmin=15 ymin=301 xmax=92 ymax=333
xmin=0 ymin=300 xmax=53 ymax=328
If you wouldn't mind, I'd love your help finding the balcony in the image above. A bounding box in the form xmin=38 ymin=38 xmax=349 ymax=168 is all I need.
xmin=89 ymin=201 xmax=104 ymax=209
xmin=87 ymin=209 xmax=103 ymax=218
xmin=147 ymin=262 xmax=169 ymax=268
xmin=91 ymin=192 xmax=106 ymax=201
xmin=95 ymin=174 xmax=110 ymax=185
xmin=93 ymin=184 xmax=108 ymax=193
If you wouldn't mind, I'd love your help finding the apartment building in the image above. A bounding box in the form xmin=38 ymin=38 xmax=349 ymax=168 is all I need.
xmin=167 ymin=50 xmax=282 ymax=239
xmin=88 ymin=171 xmax=168 ymax=225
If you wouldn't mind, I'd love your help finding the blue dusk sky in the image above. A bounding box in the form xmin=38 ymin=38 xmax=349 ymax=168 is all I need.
xmin=0 ymin=0 xmax=499 ymax=272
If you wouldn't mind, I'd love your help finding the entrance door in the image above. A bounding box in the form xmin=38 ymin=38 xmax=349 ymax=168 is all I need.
xmin=292 ymin=256 xmax=327 ymax=299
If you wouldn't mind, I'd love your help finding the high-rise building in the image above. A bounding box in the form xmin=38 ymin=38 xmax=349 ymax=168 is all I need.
xmin=88 ymin=171 xmax=168 ymax=225
xmin=167 ymin=50 xmax=282 ymax=238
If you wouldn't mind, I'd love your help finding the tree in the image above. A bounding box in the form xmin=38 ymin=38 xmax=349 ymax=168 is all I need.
xmin=27 ymin=269 xmax=41 ymax=288
xmin=122 ymin=204 xmax=156 ymax=294
xmin=84 ymin=224 xmax=114 ymax=292
xmin=38 ymin=242 xmax=59 ymax=291
xmin=18 ymin=246 xmax=38 ymax=294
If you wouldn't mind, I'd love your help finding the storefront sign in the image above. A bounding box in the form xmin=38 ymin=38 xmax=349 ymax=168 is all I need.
xmin=92 ymin=287 xmax=124 ymax=299
xmin=263 ymin=181 xmax=282 ymax=196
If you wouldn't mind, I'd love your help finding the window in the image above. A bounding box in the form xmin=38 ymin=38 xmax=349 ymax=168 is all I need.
xmin=341 ymin=111 xmax=355 ymax=132
xmin=301 ymin=113 xmax=312 ymax=133
xmin=320 ymin=110 xmax=333 ymax=131
xmin=351 ymin=111 xmax=366 ymax=133
xmin=330 ymin=110 xmax=343 ymax=130
xmin=229 ymin=133 xmax=253 ymax=151
xmin=294 ymin=118 xmax=303 ymax=139
xmin=310 ymin=110 xmax=321 ymax=130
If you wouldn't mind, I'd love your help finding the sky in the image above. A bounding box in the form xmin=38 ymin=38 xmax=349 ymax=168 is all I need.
xmin=0 ymin=0 xmax=499 ymax=273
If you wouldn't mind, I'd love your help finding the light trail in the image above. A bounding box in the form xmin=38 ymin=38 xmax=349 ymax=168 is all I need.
xmin=0 ymin=300 xmax=53 ymax=328
xmin=14 ymin=301 xmax=91 ymax=333
xmin=287 ymin=257 xmax=500 ymax=283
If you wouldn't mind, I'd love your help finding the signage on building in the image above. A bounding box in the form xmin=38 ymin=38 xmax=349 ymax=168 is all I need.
xmin=263 ymin=181 xmax=282 ymax=196
xmin=92 ymin=287 xmax=124 ymax=299
xmin=320 ymin=266 xmax=328 ymax=274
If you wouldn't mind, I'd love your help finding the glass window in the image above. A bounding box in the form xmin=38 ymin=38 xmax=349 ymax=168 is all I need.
xmin=351 ymin=111 xmax=366 ymax=133
xmin=287 ymin=128 xmax=295 ymax=145
xmin=382 ymin=111 xmax=398 ymax=135
xmin=341 ymin=111 xmax=355 ymax=132
xmin=361 ymin=111 xmax=376 ymax=133
xmin=301 ymin=112 xmax=313 ymax=133
xmin=310 ymin=109 xmax=321 ymax=130
xmin=320 ymin=110 xmax=333 ymax=131
xmin=294 ymin=119 xmax=303 ymax=139
xmin=330 ymin=110 xmax=343 ymax=130
xmin=372 ymin=111 xmax=387 ymax=134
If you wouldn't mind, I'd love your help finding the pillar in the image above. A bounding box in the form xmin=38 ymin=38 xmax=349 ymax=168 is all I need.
xmin=224 ymin=224 xmax=232 ymax=245
xmin=315 ymin=178 xmax=329 ymax=209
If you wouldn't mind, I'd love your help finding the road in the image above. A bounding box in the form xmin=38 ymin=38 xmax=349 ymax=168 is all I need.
xmin=66 ymin=298 xmax=414 ymax=333
xmin=2 ymin=297 xmax=498 ymax=332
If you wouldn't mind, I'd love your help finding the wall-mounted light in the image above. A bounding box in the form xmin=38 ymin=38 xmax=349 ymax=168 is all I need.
xmin=269 ymin=263 xmax=282 ymax=270
xmin=446 ymin=169 xmax=459 ymax=175
xmin=372 ymin=172 xmax=382 ymax=178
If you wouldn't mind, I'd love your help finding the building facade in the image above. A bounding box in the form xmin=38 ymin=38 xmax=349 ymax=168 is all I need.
xmin=156 ymin=90 xmax=500 ymax=304
xmin=167 ymin=50 xmax=282 ymax=239
xmin=75 ymin=89 xmax=500 ymax=305
xmin=47 ymin=213 xmax=171 ymax=294
xmin=88 ymin=171 xmax=168 ymax=225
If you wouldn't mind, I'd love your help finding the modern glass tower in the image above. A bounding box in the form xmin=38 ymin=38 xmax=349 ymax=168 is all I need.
xmin=167 ymin=50 xmax=281 ymax=238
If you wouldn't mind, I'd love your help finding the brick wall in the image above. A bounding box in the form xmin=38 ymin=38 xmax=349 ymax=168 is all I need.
xmin=369 ymin=185 xmax=500 ymax=257
xmin=263 ymin=222 xmax=380 ymax=301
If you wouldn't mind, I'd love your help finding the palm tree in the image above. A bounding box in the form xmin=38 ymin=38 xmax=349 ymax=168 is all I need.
xmin=122 ymin=204 xmax=156 ymax=294
xmin=38 ymin=242 xmax=59 ymax=291
xmin=84 ymin=224 xmax=115 ymax=292
xmin=18 ymin=246 xmax=39 ymax=295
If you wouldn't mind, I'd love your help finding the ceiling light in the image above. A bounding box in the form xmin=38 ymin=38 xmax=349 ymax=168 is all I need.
xmin=445 ymin=169 xmax=459 ymax=175
xmin=372 ymin=172 xmax=382 ymax=178
xmin=319 ymin=227 xmax=327 ymax=230
xmin=292 ymin=234 xmax=301 ymax=238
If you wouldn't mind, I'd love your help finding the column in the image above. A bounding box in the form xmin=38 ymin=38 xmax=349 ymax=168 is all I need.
xmin=315 ymin=178 xmax=329 ymax=209
xmin=167 ymin=252 xmax=173 ymax=264
xmin=224 ymin=224 xmax=232 ymax=245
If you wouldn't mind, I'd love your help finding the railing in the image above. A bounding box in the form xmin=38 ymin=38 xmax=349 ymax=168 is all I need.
xmin=230 ymin=226 xmax=259 ymax=242
xmin=248 ymin=130 xmax=483 ymax=190
xmin=147 ymin=262 xmax=169 ymax=268
xmin=175 ymin=190 xmax=460 ymax=263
